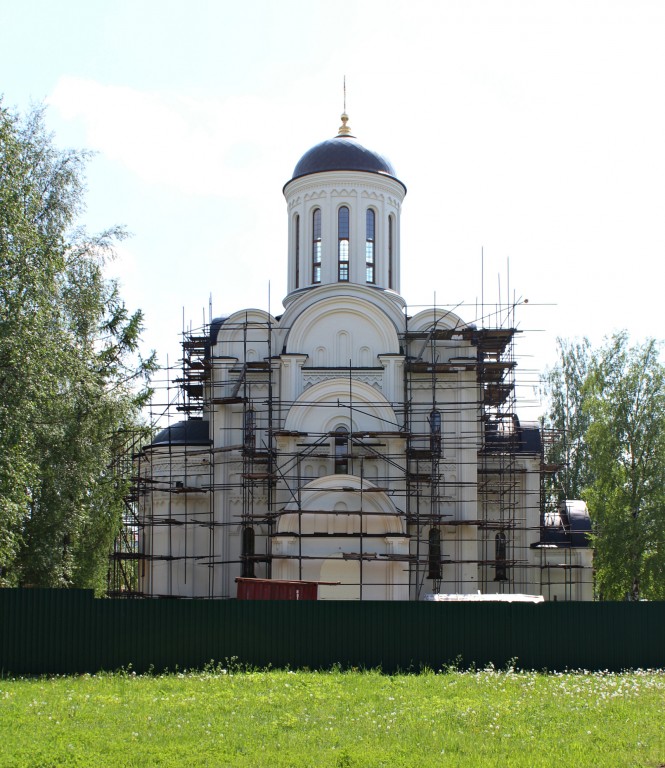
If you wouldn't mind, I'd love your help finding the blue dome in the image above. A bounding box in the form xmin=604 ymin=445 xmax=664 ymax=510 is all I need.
xmin=150 ymin=420 xmax=211 ymax=447
xmin=290 ymin=136 xmax=403 ymax=188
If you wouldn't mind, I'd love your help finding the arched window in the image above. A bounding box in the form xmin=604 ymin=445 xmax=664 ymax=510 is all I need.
xmin=241 ymin=526 xmax=255 ymax=578
xmin=294 ymin=214 xmax=300 ymax=289
xmin=427 ymin=527 xmax=442 ymax=581
xmin=334 ymin=426 xmax=349 ymax=474
xmin=495 ymin=532 xmax=507 ymax=582
xmin=429 ymin=409 xmax=442 ymax=455
xmin=365 ymin=209 xmax=375 ymax=283
xmin=388 ymin=215 xmax=394 ymax=290
xmin=244 ymin=408 xmax=256 ymax=451
xmin=338 ymin=206 xmax=349 ymax=281
xmin=312 ymin=208 xmax=321 ymax=284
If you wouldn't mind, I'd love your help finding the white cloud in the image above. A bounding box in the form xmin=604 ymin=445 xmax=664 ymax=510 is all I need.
xmin=48 ymin=77 xmax=291 ymax=197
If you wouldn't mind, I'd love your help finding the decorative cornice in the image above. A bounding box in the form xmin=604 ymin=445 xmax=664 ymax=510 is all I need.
xmin=302 ymin=189 xmax=328 ymax=203
xmin=285 ymin=171 xmax=406 ymax=201
xmin=329 ymin=188 xmax=359 ymax=198
xmin=302 ymin=370 xmax=383 ymax=391
xmin=360 ymin=189 xmax=386 ymax=202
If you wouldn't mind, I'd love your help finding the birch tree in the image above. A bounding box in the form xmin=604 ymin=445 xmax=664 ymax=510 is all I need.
xmin=0 ymin=102 xmax=154 ymax=592
xmin=544 ymin=333 xmax=665 ymax=599
xmin=584 ymin=334 xmax=665 ymax=600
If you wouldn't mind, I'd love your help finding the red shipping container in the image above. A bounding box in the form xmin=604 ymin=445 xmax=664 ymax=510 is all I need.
xmin=236 ymin=577 xmax=319 ymax=600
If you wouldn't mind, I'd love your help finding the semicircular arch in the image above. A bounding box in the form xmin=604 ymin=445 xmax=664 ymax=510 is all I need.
xmin=408 ymin=308 xmax=469 ymax=333
xmin=285 ymin=296 xmax=400 ymax=364
xmin=283 ymin=377 xmax=397 ymax=435
xmin=278 ymin=474 xmax=405 ymax=535
xmin=214 ymin=308 xmax=280 ymax=361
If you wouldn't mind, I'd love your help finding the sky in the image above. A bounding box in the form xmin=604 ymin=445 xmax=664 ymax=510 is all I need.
xmin=2 ymin=0 xmax=664 ymax=418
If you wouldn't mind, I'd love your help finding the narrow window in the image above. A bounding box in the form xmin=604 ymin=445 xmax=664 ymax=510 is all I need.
xmin=495 ymin=532 xmax=507 ymax=581
xmin=334 ymin=426 xmax=349 ymax=474
xmin=312 ymin=208 xmax=321 ymax=284
xmin=388 ymin=215 xmax=394 ymax=290
xmin=241 ymin=526 xmax=255 ymax=578
xmin=427 ymin=527 xmax=442 ymax=581
xmin=338 ymin=206 xmax=349 ymax=281
xmin=294 ymin=214 xmax=300 ymax=289
xmin=365 ymin=209 xmax=375 ymax=283
xmin=429 ymin=409 xmax=442 ymax=455
xmin=244 ymin=408 xmax=256 ymax=451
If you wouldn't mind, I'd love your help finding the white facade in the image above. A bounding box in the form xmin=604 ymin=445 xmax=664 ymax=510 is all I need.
xmin=133 ymin=116 xmax=593 ymax=600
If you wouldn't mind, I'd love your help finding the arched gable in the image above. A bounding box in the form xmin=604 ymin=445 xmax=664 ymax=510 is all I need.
xmin=278 ymin=474 xmax=405 ymax=536
xmin=285 ymin=295 xmax=400 ymax=365
xmin=408 ymin=308 xmax=469 ymax=333
xmin=283 ymin=377 xmax=397 ymax=434
xmin=214 ymin=308 xmax=281 ymax=361
xmin=407 ymin=308 xmax=474 ymax=366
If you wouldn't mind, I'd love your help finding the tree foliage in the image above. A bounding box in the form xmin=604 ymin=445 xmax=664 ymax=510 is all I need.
xmin=0 ymin=102 xmax=155 ymax=592
xmin=542 ymin=338 xmax=593 ymax=500
xmin=544 ymin=333 xmax=665 ymax=600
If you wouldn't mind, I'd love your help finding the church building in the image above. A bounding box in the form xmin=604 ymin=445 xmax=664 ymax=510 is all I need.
xmin=124 ymin=113 xmax=592 ymax=601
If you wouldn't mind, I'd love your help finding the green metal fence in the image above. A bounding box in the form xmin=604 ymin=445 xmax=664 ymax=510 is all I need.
xmin=1 ymin=589 xmax=664 ymax=675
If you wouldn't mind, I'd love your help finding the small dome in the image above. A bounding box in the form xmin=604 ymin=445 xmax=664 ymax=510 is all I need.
xmin=150 ymin=420 xmax=211 ymax=447
xmin=291 ymin=136 xmax=398 ymax=181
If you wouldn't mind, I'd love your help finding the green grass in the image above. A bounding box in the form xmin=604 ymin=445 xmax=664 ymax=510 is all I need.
xmin=1 ymin=665 xmax=664 ymax=767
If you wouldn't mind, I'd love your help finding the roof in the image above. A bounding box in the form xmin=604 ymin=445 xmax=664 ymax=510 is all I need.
xmin=208 ymin=316 xmax=228 ymax=349
xmin=538 ymin=500 xmax=592 ymax=548
xmin=519 ymin=426 xmax=542 ymax=454
xmin=291 ymin=136 xmax=398 ymax=179
xmin=287 ymin=113 xmax=404 ymax=190
xmin=484 ymin=422 xmax=542 ymax=454
xmin=150 ymin=420 xmax=211 ymax=447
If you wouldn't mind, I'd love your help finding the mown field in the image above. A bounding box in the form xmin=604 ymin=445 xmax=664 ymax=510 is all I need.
xmin=1 ymin=665 xmax=664 ymax=767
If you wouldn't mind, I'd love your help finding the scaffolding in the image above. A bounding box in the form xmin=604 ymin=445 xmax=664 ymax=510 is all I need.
xmin=109 ymin=300 xmax=593 ymax=600
xmin=108 ymin=426 xmax=150 ymax=597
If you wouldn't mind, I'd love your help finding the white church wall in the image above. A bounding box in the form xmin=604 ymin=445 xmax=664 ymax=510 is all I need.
xmin=539 ymin=547 xmax=594 ymax=602
xmin=138 ymin=445 xmax=211 ymax=598
xmin=273 ymin=475 xmax=409 ymax=601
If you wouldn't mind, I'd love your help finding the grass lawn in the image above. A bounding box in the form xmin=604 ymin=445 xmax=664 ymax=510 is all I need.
xmin=1 ymin=665 xmax=664 ymax=767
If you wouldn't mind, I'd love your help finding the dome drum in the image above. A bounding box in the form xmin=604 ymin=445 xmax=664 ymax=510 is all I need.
xmin=284 ymin=176 xmax=404 ymax=295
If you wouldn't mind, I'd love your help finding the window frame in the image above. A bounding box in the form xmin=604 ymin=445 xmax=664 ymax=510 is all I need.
xmin=312 ymin=208 xmax=322 ymax=284
xmin=494 ymin=532 xmax=508 ymax=582
xmin=243 ymin=408 xmax=256 ymax=452
xmin=388 ymin=214 xmax=394 ymax=290
xmin=365 ymin=208 xmax=376 ymax=284
xmin=429 ymin=409 xmax=442 ymax=455
xmin=427 ymin=527 xmax=442 ymax=581
xmin=294 ymin=213 xmax=300 ymax=289
xmin=333 ymin=426 xmax=350 ymax=474
xmin=241 ymin=525 xmax=256 ymax=578
xmin=338 ymin=206 xmax=350 ymax=282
